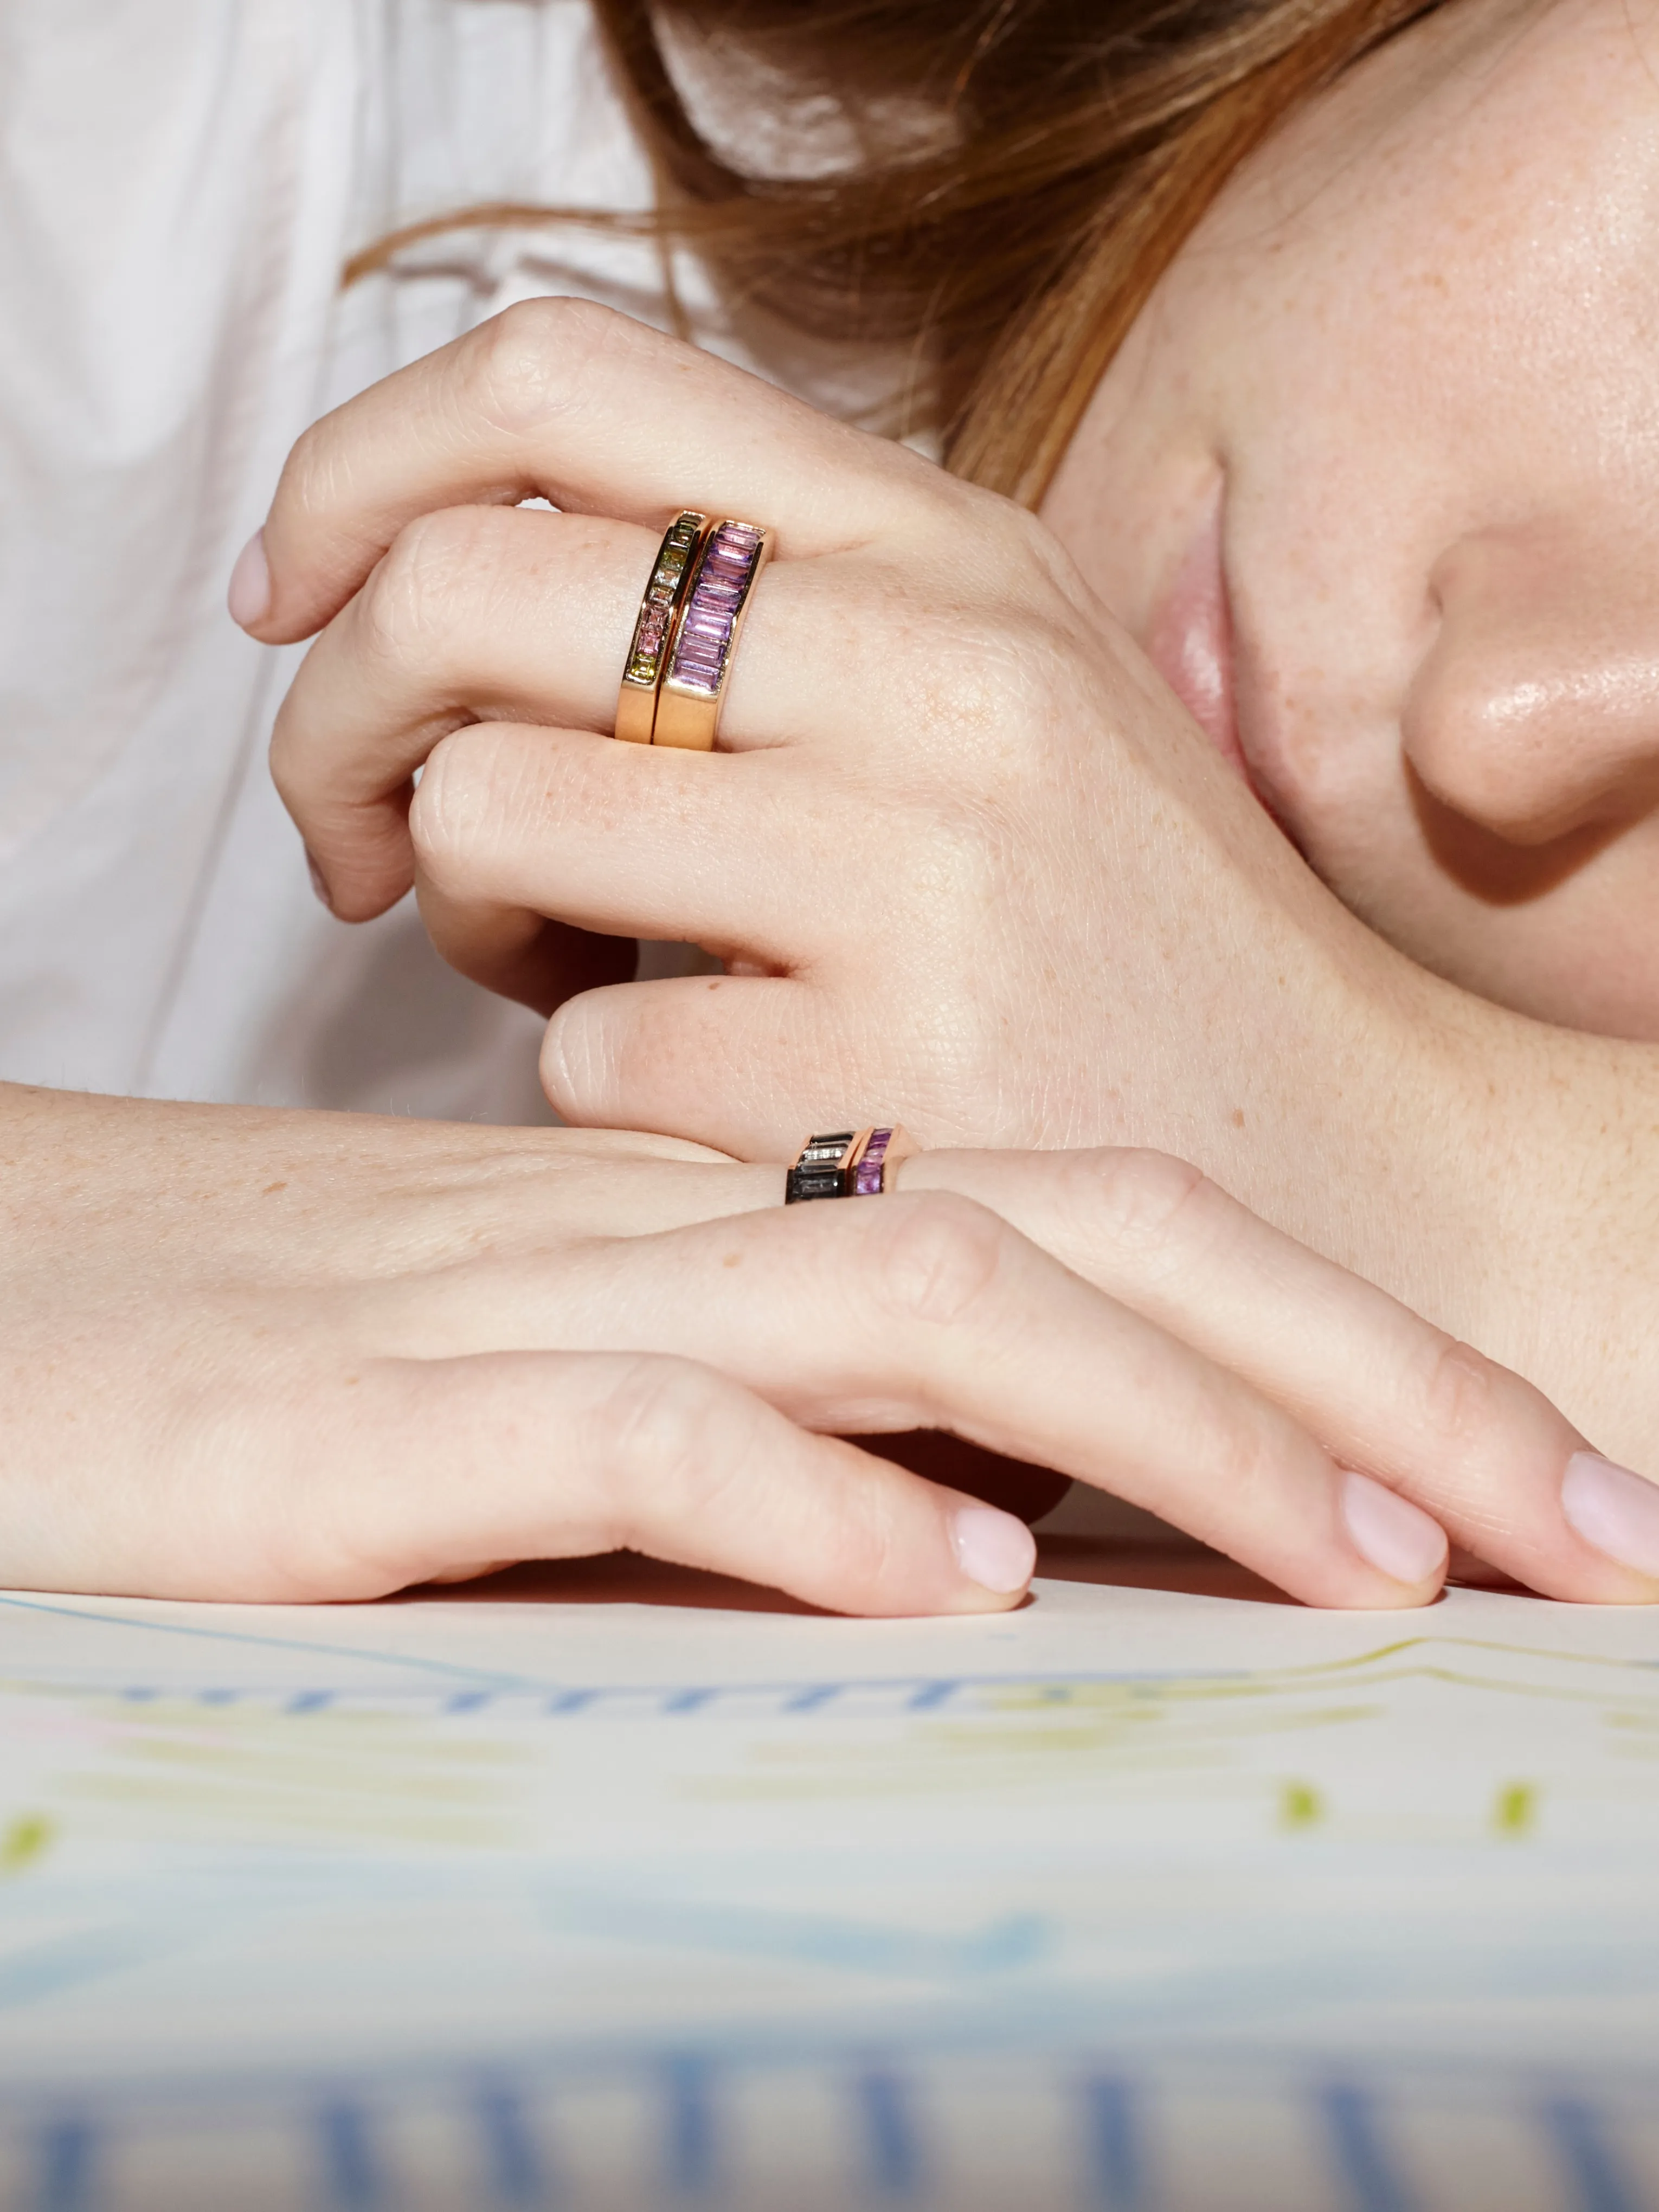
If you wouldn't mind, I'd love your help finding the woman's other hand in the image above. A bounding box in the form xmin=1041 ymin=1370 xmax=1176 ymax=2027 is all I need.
xmin=5 ymin=1082 xmax=1649 ymax=1611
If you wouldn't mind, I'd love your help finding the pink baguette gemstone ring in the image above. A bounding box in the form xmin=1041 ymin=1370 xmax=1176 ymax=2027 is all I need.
xmin=653 ymin=518 xmax=775 ymax=751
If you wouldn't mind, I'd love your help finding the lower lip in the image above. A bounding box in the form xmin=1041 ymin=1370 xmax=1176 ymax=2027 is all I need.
xmin=1143 ymin=490 xmax=1252 ymax=785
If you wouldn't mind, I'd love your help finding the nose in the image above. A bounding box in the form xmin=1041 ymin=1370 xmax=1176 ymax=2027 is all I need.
xmin=1401 ymin=520 xmax=1659 ymax=848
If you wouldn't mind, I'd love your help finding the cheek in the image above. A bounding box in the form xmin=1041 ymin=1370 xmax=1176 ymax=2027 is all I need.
xmin=1040 ymin=316 xmax=1233 ymax=641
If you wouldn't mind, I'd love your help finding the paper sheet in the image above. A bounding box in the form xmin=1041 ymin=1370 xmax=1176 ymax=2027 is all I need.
xmin=2 ymin=1546 xmax=1657 ymax=2211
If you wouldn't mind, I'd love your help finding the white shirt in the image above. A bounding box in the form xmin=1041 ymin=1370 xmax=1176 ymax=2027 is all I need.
xmin=0 ymin=0 xmax=710 ymax=1121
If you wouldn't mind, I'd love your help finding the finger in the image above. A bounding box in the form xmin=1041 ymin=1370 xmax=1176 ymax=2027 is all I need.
xmin=405 ymin=906 xmax=638 ymax=1020
xmin=907 ymin=1146 xmax=1652 ymax=1603
xmin=271 ymin=502 xmax=948 ymax=920
xmin=406 ymin=724 xmax=828 ymax=993
xmin=362 ymin=1194 xmax=1448 ymax=1610
xmin=245 ymin=299 xmax=956 ymax=646
xmin=536 ymin=973 xmax=867 ymax=1156
xmin=147 ymin=1351 xmax=1031 ymax=1617
xmin=271 ymin=508 xmax=660 ymax=916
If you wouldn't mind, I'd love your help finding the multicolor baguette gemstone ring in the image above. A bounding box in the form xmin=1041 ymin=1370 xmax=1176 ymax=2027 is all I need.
xmin=785 ymin=1127 xmax=919 ymax=1204
xmin=615 ymin=510 xmax=708 ymax=744
xmin=652 ymin=518 xmax=775 ymax=751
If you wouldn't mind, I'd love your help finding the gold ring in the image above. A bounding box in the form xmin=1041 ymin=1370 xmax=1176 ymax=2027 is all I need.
xmin=652 ymin=519 xmax=775 ymax=751
xmin=785 ymin=1127 xmax=918 ymax=1203
xmin=615 ymin=510 xmax=709 ymax=745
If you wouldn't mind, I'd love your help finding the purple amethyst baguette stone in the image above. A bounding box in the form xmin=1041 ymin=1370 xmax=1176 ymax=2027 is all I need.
xmin=853 ymin=1128 xmax=892 ymax=1196
xmin=667 ymin=523 xmax=765 ymax=695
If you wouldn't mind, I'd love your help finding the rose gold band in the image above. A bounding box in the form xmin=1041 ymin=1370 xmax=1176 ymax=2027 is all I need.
xmin=652 ymin=519 xmax=775 ymax=752
xmin=615 ymin=511 xmax=709 ymax=745
xmin=784 ymin=1126 xmax=919 ymax=1203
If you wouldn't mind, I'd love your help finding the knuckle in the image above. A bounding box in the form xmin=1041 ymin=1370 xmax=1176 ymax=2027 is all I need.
xmin=966 ymin=495 xmax=1096 ymax=624
xmin=461 ymin=296 xmax=632 ymax=435
xmin=921 ymin=615 xmax=1080 ymax=785
xmin=279 ymin=415 xmax=343 ymax=530
xmin=1086 ymin=1147 xmax=1213 ymax=1253
xmin=986 ymin=494 xmax=1061 ymax=576
xmin=869 ymin=1191 xmax=1008 ymax=1326
xmin=888 ymin=804 xmax=1003 ymax=921
xmin=1418 ymin=1335 xmax=1504 ymax=1450
xmin=1217 ymin=1411 xmax=1295 ymax=1525
xmin=594 ymin=1354 xmax=744 ymax=1528
xmin=267 ymin=652 xmax=323 ymax=808
xmin=358 ymin=507 xmax=496 ymax=667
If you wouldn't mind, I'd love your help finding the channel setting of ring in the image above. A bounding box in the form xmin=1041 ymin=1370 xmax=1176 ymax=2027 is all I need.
xmin=653 ymin=519 xmax=774 ymax=751
xmin=615 ymin=510 xmax=709 ymax=745
xmin=785 ymin=1127 xmax=917 ymax=1203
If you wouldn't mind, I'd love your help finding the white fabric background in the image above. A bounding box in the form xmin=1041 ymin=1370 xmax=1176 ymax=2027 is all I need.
xmin=0 ymin=0 xmax=737 ymax=1121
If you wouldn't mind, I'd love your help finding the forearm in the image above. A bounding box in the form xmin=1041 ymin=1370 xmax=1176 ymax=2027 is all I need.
xmin=1438 ymin=1006 xmax=1659 ymax=1467
xmin=1136 ymin=901 xmax=1659 ymax=1464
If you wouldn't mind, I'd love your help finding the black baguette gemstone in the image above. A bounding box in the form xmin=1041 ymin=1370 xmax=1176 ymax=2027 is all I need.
xmin=785 ymin=1165 xmax=848 ymax=1204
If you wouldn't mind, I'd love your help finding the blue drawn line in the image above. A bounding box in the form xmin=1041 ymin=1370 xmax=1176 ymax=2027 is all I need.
xmin=36 ymin=2118 xmax=97 ymax=2212
xmin=1544 ymin=2097 xmax=1643 ymax=2212
xmin=446 ymin=1692 xmax=494 ymax=1715
xmin=25 ymin=1614 xmax=1651 ymax=1720
xmin=664 ymin=1690 xmax=716 ymax=1715
xmin=0 ymin=1594 xmax=542 ymax=1692
xmin=663 ymin=2056 xmax=716 ymax=2197
xmin=320 ymin=2102 xmax=381 ymax=2208
xmin=198 ymin=1688 xmax=240 ymax=1706
xmin=545 ymin=1889 xmax=1049 ymax=1980
xmin=286 ymin=1690 xmax=336 ymax=1714
xmin=0 ymin=1929 xmax=159 ymax=2013
xmin=784 ymin=1684 xmax=841 ymax=1713
xmin=858 ymin=2069 xmax=922 ymax=2198
xmin=1085 ymin=2076 xmax=1144 ymax=2209
xmin=1321 ymin=2085 xmax=1417 ymax=2212
xmin=477 ymin=2084 xmax=550 ymax=2205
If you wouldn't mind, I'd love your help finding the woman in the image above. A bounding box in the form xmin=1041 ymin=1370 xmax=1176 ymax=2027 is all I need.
xmin=4 ymin=0 xmax=1654 ymax=1611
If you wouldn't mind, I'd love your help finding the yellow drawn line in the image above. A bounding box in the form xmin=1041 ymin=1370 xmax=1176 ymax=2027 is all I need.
xmin=1279 ymin=1782 xmax=1322 ymax=1831
xmin=0 ymin=1814 xmax=53 ymax=1874
xmin=1493 ymin=1782 xmax=1538 ymax=1837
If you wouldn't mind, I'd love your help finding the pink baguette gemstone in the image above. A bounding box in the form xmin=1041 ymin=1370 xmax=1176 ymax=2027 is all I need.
xmin=853 ymin=1128 xmax=892 ymax=1196
xmin=668 ymin=523 xmax=764 ymax=695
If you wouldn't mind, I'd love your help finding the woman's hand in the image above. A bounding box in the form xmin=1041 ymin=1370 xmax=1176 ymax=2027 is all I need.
xmin=4 ymin=1082 xmax=1649 ymax=1610
xmin=237 ymin=301 xmax=1659 ymax=1475
xmin=245 ymin=304 xmax=1431 ymax=1187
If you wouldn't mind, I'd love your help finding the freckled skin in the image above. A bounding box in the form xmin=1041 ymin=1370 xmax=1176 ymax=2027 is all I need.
xmin=1043 ymin=0 xmax=1659 ymax=1044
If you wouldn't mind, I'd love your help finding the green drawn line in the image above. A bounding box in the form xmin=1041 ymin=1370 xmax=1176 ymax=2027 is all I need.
xmin=0 ymin=1815 xmax=54 ymax=1874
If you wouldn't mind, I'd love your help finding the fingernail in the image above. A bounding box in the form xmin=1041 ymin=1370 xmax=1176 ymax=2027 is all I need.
xmin=228 ymin=528 xmax=271 ymax=628
xmin=951 ymin=1503 xmax=1036 ymax=1594
xmin=1561 ymin=1451 xmax=1659 ymax=1574
xmin=305 ymin=850 xmax=332 ymax=912
xmin=1340 ymin=1469 xmax=1448 ymax=1586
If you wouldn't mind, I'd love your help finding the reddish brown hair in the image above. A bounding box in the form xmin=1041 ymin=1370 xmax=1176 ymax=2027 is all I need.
xmin=348 ymin=0 xmax=1439 ymax=505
